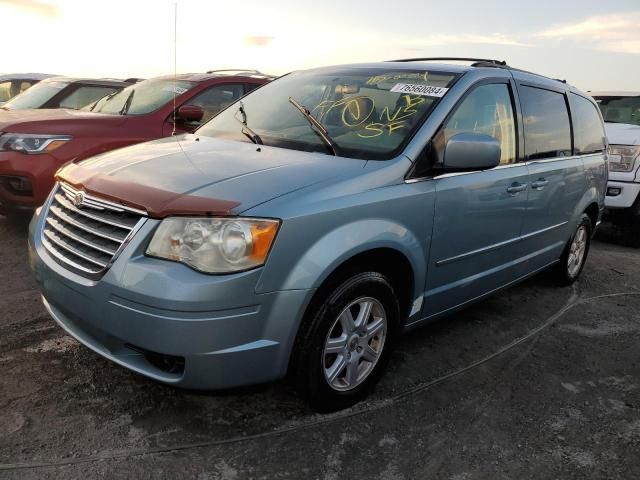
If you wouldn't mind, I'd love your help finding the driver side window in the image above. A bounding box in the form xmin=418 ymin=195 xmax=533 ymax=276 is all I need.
xmin=439 ymin=83 xmax=516 ymax=165
xmin=188 ymin=84 xmax=244 ymax=125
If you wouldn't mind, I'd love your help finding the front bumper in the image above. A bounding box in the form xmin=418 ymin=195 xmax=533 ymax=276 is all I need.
xmin=0 ymin=150 xmax=61 ymax=210
xmin=28 ymin=209 xmax=313 ymax=390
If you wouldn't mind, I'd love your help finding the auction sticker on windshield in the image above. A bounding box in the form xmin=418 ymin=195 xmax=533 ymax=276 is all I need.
xmin=390 ymin=83 xmax=449 ymax=97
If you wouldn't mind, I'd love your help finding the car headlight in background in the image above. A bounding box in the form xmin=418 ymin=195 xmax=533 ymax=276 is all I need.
xmin=146 ymin=217 xmax=280 ymax=273
xmin=608 ymin=145 xmax=640 ymax=172
xmin=0 ymin=133 xmax=71 ymax=154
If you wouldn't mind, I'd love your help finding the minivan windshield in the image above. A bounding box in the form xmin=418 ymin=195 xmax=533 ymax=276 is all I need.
xmin=89 ymin=78 xmax=195 ymax=115
xmin=1 ymin=80 xmax=69 ymax=110
xmin=197 ymin=68 xmax=458 ymax=159
xmin=594 ymin=95 xmax=640 ymax=126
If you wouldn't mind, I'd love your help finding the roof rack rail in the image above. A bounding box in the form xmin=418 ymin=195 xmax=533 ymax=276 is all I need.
xmin=385 ymin=57 xmax=508 ymax=67
xmin=206 ymin=69 xmax=264 ymax=75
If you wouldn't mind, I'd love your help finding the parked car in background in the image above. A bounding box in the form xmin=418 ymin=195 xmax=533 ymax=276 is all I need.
xmin=0 ymin=73 xmax=56 ymax=106
xmin=0 ymin=71 xmax=271 ymax=215
xmin=29 ymin=59 xmax=606 ymax=411
xmin=1 ymin=76 xmax=133 ymax=112
xmin=589 ymin=92 xmax=640 ymax=245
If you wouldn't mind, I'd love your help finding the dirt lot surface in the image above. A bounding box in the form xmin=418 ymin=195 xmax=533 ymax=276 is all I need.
xmin=0 ymin=215 xmax=639 ymax=479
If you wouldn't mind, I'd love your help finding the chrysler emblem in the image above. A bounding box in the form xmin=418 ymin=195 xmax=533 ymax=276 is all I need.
xmin=73 ymin=191 xmax=86 ymax=208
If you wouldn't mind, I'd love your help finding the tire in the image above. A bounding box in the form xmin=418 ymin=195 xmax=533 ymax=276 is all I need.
xmin=292 ymin=272 xmax=400 ymax=412
xmin=555 ymin=213 xmax=592 ymax=285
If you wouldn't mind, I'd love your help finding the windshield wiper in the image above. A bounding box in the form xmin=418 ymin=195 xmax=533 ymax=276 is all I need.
xmin=120 ymin=90 xmax=135 ymax=115
xmin=235 ymin=102 xmax=263 ymax=145
xmin=288 ymin=96 xmax=338 ymax=156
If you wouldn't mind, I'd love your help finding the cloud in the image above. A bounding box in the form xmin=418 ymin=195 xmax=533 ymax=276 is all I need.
xmin=537 ymin=12 xmax=640 ymax=54
xmin=0 ymin=0 xmax=58 ymax=16
xmin=404 ymin=33 xmax=531 ymax=49
xmin=243 ymin=35 xmax=275 ymax=47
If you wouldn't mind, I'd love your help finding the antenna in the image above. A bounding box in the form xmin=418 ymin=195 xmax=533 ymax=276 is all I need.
xmin=171 ymin=2 xmax=177 ymax=136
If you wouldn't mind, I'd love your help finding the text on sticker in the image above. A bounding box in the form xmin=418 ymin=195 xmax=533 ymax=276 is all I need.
xmin=390 ymin=83 xmax=449 ymax=97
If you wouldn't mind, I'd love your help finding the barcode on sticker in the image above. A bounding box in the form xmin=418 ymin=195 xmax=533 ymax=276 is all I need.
xmin=390 ymin=83 xmax=449 ymax=97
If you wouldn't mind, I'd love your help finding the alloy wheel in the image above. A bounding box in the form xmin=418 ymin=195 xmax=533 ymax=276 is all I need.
xmin=322 ymin=297 xmax=387 ymax=392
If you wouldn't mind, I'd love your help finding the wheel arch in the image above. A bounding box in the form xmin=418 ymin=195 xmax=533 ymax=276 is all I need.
xmin=573 ymin=186 xmax=602 ymax=232
xmin=286 ymin=245 xmax=418 ymax=379
xmin=272 ymin=218 xmax=426 ymax=312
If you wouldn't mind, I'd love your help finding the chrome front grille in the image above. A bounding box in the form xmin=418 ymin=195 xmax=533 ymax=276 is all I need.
xmin=41 ymin=182 xmax=146 ymax=277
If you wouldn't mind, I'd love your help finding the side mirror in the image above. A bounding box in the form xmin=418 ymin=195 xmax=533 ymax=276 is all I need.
xmin=443 ymin=133 xmax=501 ymax=171
xmin=176 ymin=104 xmax=204 ymax=123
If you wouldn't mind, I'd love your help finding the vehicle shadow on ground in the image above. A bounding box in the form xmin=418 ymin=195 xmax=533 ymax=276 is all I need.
xmin=593 ymin=221 xmax=640 ymax=251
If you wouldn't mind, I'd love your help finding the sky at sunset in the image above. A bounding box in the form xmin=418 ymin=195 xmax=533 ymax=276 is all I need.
xmin=1 ymin=0 xmax=639 ymax=91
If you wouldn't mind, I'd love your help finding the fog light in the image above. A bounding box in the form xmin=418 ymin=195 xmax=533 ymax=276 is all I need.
xmin=607 ymin=187 xmax=622 ymax=197
xmin=9 ymin=177 xmax=29 ymax=191
xmin=0 ymin=175 xmax=33 ymax=196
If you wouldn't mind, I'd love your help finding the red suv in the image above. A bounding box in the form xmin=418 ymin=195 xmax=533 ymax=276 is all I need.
xmin=0 ymin=71 xmax=271 ymax=215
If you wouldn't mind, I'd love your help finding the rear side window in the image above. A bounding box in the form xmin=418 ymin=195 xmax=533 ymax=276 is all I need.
xmin=56 ymin=86 xmax=119 ymax=110
xmin=440 ymin=83 xmax=516 ymax=165
xmin=520 ymin=86 xmax=572 ymax=160
xmin=570 ymin=93 xmax=605 ymax=154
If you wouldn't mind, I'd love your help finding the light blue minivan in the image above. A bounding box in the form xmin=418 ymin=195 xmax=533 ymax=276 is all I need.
xmin=29 ymin=58 xmax=607 ymax=410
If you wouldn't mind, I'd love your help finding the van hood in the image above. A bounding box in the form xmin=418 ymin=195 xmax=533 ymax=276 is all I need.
xmin=57 ymin=134 xmax=367 ymax=218
xmin=605 ymin=122 xmax=640 ymax=146
xmin=0 ymin=108 xmax=126 ymax=133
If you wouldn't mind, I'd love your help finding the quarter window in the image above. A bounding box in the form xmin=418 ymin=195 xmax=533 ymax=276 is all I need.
xmin=520 ymin=86 xmax=572 ymax=160
xmin=441 ymin=83 xmax=516 ymax=165
xmin=570 ymin=93 xmax=605 ymax=154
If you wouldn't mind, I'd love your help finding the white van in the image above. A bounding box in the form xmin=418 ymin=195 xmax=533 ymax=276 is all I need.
xmin=590 ymin=91 xmax=640 ymax=246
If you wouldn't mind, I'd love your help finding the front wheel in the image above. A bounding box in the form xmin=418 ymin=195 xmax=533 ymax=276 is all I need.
xmin=555 ymin=214 xmax=592 ymax=285
xmin=292 ymin=272 xmax=399 ymax=412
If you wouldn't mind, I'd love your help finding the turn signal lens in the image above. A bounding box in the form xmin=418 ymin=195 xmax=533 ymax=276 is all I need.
xmin=250 ymin=221 xmax=279 ymax=261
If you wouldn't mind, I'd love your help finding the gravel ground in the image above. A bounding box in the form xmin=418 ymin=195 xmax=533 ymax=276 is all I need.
xmin=0 ymin=215 xmax=638 ymax=479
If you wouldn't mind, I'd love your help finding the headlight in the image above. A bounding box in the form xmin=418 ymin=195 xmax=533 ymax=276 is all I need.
xmin=146 ymin=217 xmax=280 ymax=273
xmin=608 ymin=145 xmax=640 ymax=172
xmin=0 ymin=133 xmax=71 ymax=154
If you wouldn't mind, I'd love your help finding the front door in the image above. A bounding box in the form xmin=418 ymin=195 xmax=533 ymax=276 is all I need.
xmin=422 ymin=82 xmax=529 ymax=318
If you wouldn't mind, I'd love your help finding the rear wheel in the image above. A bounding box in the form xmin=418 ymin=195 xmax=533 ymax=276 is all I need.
xmin=555 ymin=214 xmax=592 ymax=285
xmin=293 ymin=272 xmax=399 ymax=412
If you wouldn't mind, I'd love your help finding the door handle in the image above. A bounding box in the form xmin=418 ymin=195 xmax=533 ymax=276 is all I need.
xmin=507 ymin=182 xmax=527 ymax=195
xmin=531 ymin=178 xmax=549 ymax=190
